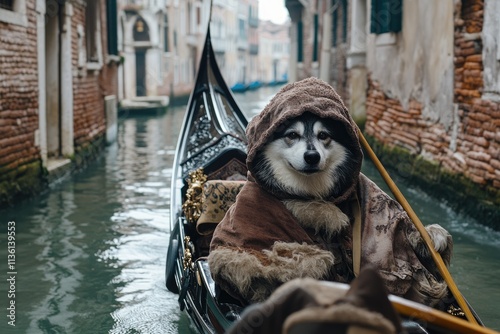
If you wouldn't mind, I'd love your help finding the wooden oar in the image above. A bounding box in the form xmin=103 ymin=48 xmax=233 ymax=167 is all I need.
xmin=356 ymin=127 xmax=479 ymax=325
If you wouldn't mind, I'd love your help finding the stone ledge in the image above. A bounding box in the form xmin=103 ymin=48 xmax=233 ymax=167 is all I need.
xmin=46 ymin=158 xmax=72 ymax=184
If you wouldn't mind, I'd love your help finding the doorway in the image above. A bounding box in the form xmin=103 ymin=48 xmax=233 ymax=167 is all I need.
xmin=45 ymin=7 xmax=61 ymax=158
xmin=135 ymin=49 xmax=146 ymax=96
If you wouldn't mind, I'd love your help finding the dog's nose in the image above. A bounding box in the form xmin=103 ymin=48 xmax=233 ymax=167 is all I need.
xmin=304 ymin=151 xmax=320 ymax=165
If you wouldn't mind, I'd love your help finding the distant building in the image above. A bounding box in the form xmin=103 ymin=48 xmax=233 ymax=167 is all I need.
xmin=259 ymin=20 xmax=290 ymax=85
xmin=118 ymin=0 xmax=209 ymax=101
xmin=247 ymin=0 xmax=259 ymax=84
xmin=0 ymin=0 xmax=120 ymax=207
xmin=211 ymin=0 xmax=239 ymax=86
xmin=285 ymin=0 xmax=500 ymax=225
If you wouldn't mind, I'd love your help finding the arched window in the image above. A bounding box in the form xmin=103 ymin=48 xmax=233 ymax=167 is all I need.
xmin=133 ymin=16 xmax=150 ymax=42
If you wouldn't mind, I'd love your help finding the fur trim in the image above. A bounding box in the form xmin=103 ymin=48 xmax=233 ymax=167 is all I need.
xmin=283 ymin=303 xmax=396 ymax=334
xmin=282 ymin=199 xmax=349 ymax=238
xmin=208 ymin=242 xmax=335 ymax=302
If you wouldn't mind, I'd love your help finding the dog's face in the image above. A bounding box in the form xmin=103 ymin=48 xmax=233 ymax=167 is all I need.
xmin=253 ymin=113 xmax=355 ymax=199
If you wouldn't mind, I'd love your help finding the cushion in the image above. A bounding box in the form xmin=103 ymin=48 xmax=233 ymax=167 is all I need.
xmin=197 ymin=180 xmax=246 ymax=235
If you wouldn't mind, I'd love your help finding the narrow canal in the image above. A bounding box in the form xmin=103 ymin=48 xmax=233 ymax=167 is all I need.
xmin=1 ymin=85 xmax=499 ymax=333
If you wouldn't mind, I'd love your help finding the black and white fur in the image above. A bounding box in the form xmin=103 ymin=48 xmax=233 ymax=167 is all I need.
xmin=252 ymin=112 xmax=452 ymax=262
xmin=253 ymin=112 xmax=357 ymax=200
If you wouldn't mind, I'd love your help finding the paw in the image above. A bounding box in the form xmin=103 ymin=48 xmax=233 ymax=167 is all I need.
xmin=425 ymin=224 xmax=451 ymax=253
xmin=409 ymin=224 xmax=453 ymax=266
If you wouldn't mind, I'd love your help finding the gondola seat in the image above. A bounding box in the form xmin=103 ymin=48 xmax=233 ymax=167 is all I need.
xmin=197 ymin=179 xmax=246 ymax=236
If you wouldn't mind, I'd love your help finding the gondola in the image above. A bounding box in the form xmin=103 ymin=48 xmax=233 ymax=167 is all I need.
xmin=165 ymin=21 xmax=497 ymax=334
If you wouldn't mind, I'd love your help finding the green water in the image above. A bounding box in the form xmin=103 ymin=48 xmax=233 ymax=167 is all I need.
xmin=0 ymin=88 xmax=499 ymax=333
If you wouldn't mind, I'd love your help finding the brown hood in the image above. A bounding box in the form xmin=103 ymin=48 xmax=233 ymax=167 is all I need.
xmin=246 ymin=77 xmax=363 ymax=202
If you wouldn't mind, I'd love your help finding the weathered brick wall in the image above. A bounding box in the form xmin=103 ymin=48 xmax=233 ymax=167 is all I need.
xmin=454 ymin=0 xmax=500 ymax=189
xmin=71 ymin=1 xmax=117 ymax=149
xmin=0 ymin=0 xmax=118 ymax=207
xmin=365 ymin=0 xmax=500 ymax=224
xmin=0 ymin=0 xmax=45 ymax=206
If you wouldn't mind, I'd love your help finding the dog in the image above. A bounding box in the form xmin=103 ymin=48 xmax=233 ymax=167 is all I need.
xmin=252 ymin=112 xmax=452 ymax=264
xmin=209 ymin=77 xmax=452 ymax=307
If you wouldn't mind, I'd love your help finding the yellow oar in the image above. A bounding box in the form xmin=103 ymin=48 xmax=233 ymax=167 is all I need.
xmin=356 ymin=127 xmax=479 ymax=325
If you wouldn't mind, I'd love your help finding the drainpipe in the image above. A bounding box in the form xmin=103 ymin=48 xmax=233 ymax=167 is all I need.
xmin=319 ymin=0 xmax=340 ymax=83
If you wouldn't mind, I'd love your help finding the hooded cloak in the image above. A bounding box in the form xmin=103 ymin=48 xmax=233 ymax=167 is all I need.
xmin=208 ymin=77 xmax=449 ymax=307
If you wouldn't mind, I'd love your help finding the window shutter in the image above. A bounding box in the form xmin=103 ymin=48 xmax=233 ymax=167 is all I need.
xmin=106 ymin=0 xmax=118 ymax=56
xmin=370 ymin=0 xmax=402 ymax=34
xmin=313 ymin=14 xmax=318 ymax=62
xmin=297 ymin=20 xmax=303 ymax=63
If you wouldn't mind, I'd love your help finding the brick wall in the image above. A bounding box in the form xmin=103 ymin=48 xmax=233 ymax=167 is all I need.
xmin=0 ymin=0 xmax=118 ymax=207
xmin=0 ymin=0 xmax=45 ymax=206
xmin=454 ymin=0 xmax=500 ymax=189
xmin=364 ymin=0 xmax=500 ymax=223
xmin=71 ymin=1 xmax=118 ymax=151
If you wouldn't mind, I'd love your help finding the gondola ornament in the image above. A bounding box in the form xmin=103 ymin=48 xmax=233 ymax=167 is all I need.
xmin=182 ymin=168 xmax=208 ymax=224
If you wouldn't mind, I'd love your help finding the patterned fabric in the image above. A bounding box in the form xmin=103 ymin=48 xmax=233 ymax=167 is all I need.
xmin=197 ymin=180 xmax=245 ymax=235
xmin=206 ymin=158 xmax=247 ymax=181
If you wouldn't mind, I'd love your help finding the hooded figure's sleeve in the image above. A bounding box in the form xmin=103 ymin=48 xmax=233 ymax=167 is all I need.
xmin=208 ymin=181 xmax=335 ymax=304
xmin=358 ymin=174 xmax=449 ymax=307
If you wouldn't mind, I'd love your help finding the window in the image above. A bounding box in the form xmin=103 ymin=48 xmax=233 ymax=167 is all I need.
xmin=0 ymin=0 xmax=13 ymax=10
xmin=331 ymin=0 xmax=348 ymax=47
xmin=106 ymin=0 xmax=118 ymax=56
xmin=239 ymin=18 xmax=246 ymax=39
xmin=133 ymin=17 xmax=150 ymax=42
xmin=297 ymin=20 xmax=303 ymax=62
xmin=370 ymin=0 xmax=402 ymax=34
xmin=332 ymin=6 xmax=338 ymax=47
xmin=313 ymin=14 xmax=318 ymax=62
xmin=0 ymin=0 xmax=27 ymax=26
xmin=342 ymin=0 xmax=348 ymax=43
xmin=86 ymin=0 xmax=99 ymax=62
xmin=163 ymin=14 xmax=169 ymax=52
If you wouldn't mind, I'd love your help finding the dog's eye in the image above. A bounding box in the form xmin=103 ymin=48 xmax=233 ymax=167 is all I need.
xmin=286 ymin=132 xmax=300 ymax=140
xmin=318 ymin=131 xmax=330 ymax=140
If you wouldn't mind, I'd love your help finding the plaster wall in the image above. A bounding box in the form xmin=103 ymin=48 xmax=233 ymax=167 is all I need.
xmin=482 ymin=0 xmax=500 ymax=101
xmin=366 ymin=0 xmax=455 ymax=128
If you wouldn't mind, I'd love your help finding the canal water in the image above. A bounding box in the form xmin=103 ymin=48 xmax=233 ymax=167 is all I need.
xmin=1 ymin=85 xmax=499 ymax=333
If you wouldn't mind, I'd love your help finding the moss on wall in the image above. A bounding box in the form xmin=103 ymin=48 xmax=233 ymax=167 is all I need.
xmin=72 ymin=134 xmax=106 ymax=171
xmin=365 ymin=134 xmax=500 ymax=231
xmin=0 ymin=135 xmax=106 ymax=209
xmin=0 ymin=161 xmax=48 ymax=209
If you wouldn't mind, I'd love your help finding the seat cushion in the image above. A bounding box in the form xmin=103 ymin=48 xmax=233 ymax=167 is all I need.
xmin=197 ymin=180 xmax=246 ymax=235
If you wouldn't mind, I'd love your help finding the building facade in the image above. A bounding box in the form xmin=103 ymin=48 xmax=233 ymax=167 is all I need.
xmin=0 ymin=0 xmax=119 ymax=207
xmin=118 ymin=0 xmax=209 ymax=101
xmin=258 ymin=20 xmax=290 ymax=85
xmin=286 ymin=0 xmax=500 ymax=227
